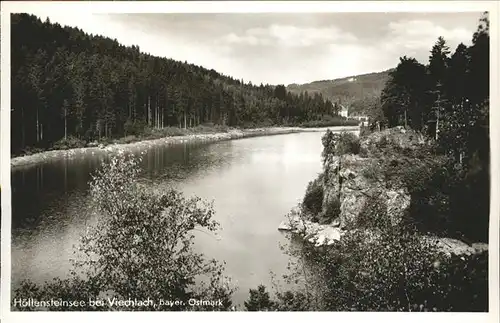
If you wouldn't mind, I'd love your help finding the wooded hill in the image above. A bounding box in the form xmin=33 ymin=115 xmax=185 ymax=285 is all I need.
xmin=287 ymin=69 xmax=392 ymax=116
xmin=11 ymin=13 xmax=345 ymax=155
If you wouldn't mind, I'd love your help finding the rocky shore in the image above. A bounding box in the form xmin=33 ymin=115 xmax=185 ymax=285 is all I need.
xmin=278 ymin=127 xmax=488 ymax=257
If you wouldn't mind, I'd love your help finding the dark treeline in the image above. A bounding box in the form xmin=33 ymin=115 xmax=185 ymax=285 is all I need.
xmin=374 ymin=12 xmax=489 ymax=167
xmin=368 ymin=12 xmax=490 ymax=241
xmin=11 ymin=13 xmax=344 ymax=155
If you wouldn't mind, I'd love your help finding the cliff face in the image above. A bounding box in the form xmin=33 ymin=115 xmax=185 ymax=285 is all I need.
xmin=278 ymin=127 xmax=488 ymax=255
xmin=321 ymin=154 xmax=410 ymax=229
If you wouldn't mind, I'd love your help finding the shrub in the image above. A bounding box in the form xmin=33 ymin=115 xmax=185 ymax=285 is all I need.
xmin=156 ymin=126 xmax=186 ymax=137
xmin=273 ymin=290 xmax=310 ymax=311
xmin=52 ymin=136 xmax=86 ymax=150
xmin=321 ymin=197 xmax=341 ymax=224
xmin=361 ymin=160 xmax=382 ymax=182
xmin=355 ymin=192 xmax=391 ymax=230
xmin=13 ymin=154 xmax=234 ymax=311
xmin=302 ymin=179 xmax=324 ymax=218
xmin=299 ymin=117 xmax=359 ymax=128
xmin=321 ymin=130 xmax=361 ymax=165
xmin=359 ymin=123 xmax=372 ymax=138
xmin=124 ymin=119 xmax=147 ymax=137
xmin=244 ymin=285 xmax=275 ymax=311
xmin=268 ymin=220 xmax=488 ymax=312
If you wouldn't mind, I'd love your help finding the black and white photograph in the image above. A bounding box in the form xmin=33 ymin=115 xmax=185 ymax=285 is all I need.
xmin=0 ymin=1 xmax=498 ymax=320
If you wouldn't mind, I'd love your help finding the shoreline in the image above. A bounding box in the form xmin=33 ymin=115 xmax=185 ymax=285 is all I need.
xmin=11 ymin=126 xmax=360 ymax=169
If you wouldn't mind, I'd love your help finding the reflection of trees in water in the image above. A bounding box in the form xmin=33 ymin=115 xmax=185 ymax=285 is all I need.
xmin=141 ymin=141 xmax=239 ymax=184
xmin=11 ymin=140 xmax=239 ymax=230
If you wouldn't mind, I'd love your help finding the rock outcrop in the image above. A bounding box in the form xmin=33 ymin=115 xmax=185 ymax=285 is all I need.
xmin=278 ymin=127 xmax=488 ymax=257
xmin=278 ymin=208 xmax=344 ymax=247
xmin=321 ymin=154 xmax=410 ymax=229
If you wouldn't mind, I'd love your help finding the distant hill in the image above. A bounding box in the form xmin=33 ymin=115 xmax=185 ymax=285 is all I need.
xmin=287 ymin=69 xmax=393 ymax=116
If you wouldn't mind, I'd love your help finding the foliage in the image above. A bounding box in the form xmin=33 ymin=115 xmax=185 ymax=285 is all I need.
xmin=11 ymin=13 xmax=341 ymax=155
xmin=302 ymin=178 xmax=324 ymax=218
xmin=381 ymin=56 xmax=431 ymax=130
xmin=361 ymin=160 xmax=382 ymax=182
xmin=263 ymin=218 xmax=488 ymax=311
xmin=356 ymin=192 xmax=391 ymax=230
xmin=359 ymin=122 xmax=372 ymax=138
xmin=322 ymin=197 xmax=341 ymax=224
xmin=13 ymin=154 xmax=234 ymax=311
xmin=52 ymin=135 xmax=86 ymax=150
xmin=321 ymin=130 xmax=360 ymax=165
xmin=251 ymin=12 xmax=491 ymax=312
xmin=378 ymin=12 xmax=489 ymax=168
xmin=244 ymin=285 xmax=276 ymax=311
xmin=298 ymin=117 xmax=359 ymax=128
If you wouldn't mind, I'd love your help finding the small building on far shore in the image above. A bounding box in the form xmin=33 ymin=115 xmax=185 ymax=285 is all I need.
xmin=339 ymin=105 xmax=349 ymax=118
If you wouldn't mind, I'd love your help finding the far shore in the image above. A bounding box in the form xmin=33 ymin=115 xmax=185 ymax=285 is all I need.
xmin=11 ymin=125 xmax=360 ymax=169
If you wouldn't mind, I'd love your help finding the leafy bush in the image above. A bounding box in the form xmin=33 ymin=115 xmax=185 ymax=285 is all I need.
xmin=52 ymin=136 xmax=86 ymax=150
xmin=13 ymin=154 xmax=234 ymax=311
xmin=265 ymin=220 xmax=488 ymax=312
xmin=321 ymin=130 xmax=361 ymax=165
xmin=124 ymin=119 xmax=147 ymax=137
xmin=18 ymin=146 xmax=44 ymax=156
xmin=155 ymin=126 xmax=186 ymax=137
xmin=191 ymin=124 xmax=230 ymax=133
xmin=361 ymin=160 xmax=382 ymax=182
xmin=359 ymin=123 xmax=372 ymax=138
xmin=322 ymin=197 xmax=341 ymax=224
xmin=299 ymin=117 xmax=359 ymax=128
xmin=302 ymin=179 xmax=324 ymax=217
xmin=244 ymin=285 xmax=275 ymax=311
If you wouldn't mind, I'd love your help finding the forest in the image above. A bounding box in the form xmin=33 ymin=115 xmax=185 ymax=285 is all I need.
xmin=11 ymin=13 xmax=352 ymax=156
xmin=11 ymin=11 xmax=491 ymax=312
xmin=369 ymin=12 xmax=490 ymax=242
xmin=372 ymin=12 xmax=489 ymax=166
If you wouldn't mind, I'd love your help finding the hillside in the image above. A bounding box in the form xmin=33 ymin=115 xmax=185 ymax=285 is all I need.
xmin=11 ymin=14 xmax=352 ymax=156
xmin=287 ymin=69 xmax=393 ymax=115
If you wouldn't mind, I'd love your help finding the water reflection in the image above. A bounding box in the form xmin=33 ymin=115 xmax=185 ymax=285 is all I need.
xmin=11 ymin=131 xmax=328 ymax=305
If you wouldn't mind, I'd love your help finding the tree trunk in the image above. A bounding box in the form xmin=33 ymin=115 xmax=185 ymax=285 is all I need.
xmin=148 ymin=96 xmax=151 ymax=127
xmin=435 ymin=93 xmax=440 ymax=140
xmin=435 ymin=109 xmax=440 ymax=141
xmin=156 ymin=96 xmax=159 ymax=129
xmin=21 ymin=105 xmax=25 ymax=148
xmin=64 ymin=107 xmax=67 ymax=140
xmin=36 ymin=107 xmax=39 ymax=143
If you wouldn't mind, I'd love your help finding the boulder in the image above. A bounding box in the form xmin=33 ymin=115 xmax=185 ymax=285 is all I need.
xmin=472 ymin=243 xmax=489 ymax=254
xmin=278 ymin=209 xmax=306 ymax=233
xmin=424 ymin=237 xmax=488 ymax=257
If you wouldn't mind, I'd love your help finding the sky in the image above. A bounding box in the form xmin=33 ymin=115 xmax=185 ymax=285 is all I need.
xmin=18 ymin=8 xmax=482 ymax=85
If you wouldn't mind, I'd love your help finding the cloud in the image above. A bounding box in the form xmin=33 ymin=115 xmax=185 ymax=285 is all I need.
xmin=218 ymin=24 xmax=357 ymax=48
xmin=386 ymin=19 xmax=473 ymax=52
xmin=19 ymin=10 xmax=479 ymax=85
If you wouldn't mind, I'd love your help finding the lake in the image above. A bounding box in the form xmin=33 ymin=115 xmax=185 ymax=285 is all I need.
xmin=11 ymin=129 xmax=336 ymax=306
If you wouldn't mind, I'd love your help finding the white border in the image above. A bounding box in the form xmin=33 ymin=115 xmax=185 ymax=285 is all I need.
xmin=1 ymin=2 xmax=499 ymax=323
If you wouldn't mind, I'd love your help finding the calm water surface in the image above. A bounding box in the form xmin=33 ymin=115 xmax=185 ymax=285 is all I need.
xmin=12 ymin=130 xmax=330 ymax=305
